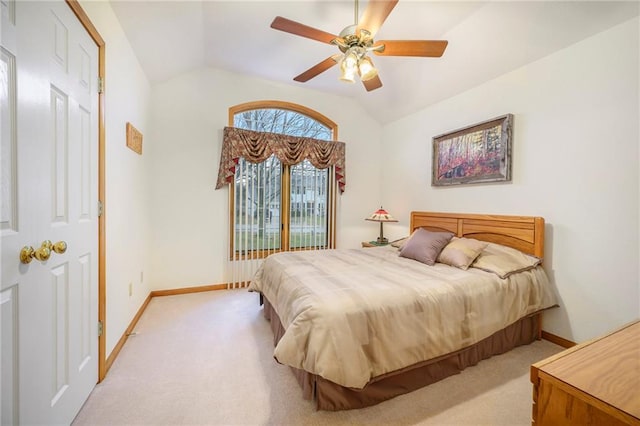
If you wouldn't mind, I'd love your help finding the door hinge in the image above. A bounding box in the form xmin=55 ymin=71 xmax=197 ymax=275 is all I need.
xmin=98 ymin=321 xmax=104 ymax=337
xmin=98 ymin=77 xmax=104 ymax=94
xmin=97 ymin=200 xmax=104 ymax=217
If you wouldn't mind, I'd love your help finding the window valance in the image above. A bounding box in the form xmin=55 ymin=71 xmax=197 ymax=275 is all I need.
xmin=216 ymin=126 xmax=346 ymax=192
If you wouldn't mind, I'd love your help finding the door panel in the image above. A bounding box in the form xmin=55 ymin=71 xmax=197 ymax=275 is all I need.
xmin=0 ymin=286 xmax=18 ymax=425
xmin=0 ymin=47 xmax=17 ymax=234
xmin=1 ymin=2 xmax=20 ymax=424
xmin=51 ymin=86 xmax=70 ymax=224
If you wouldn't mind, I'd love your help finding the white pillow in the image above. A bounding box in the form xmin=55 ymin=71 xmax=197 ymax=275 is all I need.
xmin=471 ymin=242 xmax=542 ymax=278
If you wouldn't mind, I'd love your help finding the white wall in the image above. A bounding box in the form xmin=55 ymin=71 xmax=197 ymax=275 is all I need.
xmin=80 ymin=1 xmax=152 ymax=355
xmin=381 ymin=18 xmax=640 ymax=343
xmin=147 ymin=68 xmax=382 ymax=290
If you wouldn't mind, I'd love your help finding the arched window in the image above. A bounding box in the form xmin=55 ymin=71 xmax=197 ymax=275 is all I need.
xmin=228 ymin=101 xmax=338 ymax=262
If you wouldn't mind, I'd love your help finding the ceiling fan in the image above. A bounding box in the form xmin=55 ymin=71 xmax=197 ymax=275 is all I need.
xmin=270 ymin=0 xmax=448 ymax=92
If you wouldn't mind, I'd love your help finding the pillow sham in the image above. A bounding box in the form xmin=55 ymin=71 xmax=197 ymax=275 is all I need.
xmin=390 ymin=236 xmax=409 ymax=249
xmin=471 ymin=242 xmax=542 ymax=278
xmin=399 ymin=228 xmax=454 ymax=266
xmin=437 ymin=237 xmax=487 ymax=270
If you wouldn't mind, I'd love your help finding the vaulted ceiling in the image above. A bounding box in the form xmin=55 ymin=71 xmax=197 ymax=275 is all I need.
xmin=110 ymin=1 xmax=639 ymax=123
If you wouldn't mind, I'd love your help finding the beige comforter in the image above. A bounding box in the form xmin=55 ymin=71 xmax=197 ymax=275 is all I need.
xmin=249 ymin=246 xmax=556 ymax=389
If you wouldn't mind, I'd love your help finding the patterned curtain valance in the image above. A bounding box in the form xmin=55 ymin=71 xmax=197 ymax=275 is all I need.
xmin=216 ymin=126 xmax=346 ymax=192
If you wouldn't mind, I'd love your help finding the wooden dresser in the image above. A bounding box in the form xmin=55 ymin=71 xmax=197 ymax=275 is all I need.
xmin=531 ymin=321 xmax=640 ymax=425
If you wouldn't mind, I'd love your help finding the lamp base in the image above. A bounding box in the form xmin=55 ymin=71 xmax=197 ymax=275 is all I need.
xmin=377 ymin=222 xmax=387 ymax=244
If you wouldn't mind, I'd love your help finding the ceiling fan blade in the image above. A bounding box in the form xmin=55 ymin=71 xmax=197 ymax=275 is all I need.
xmin=271 ymin=16 xmax=337 ymax=44
xmin=373 ymin=40 xmax=448 ymax=57
xmin=294 ymin=57 xmax=339 ymax=82
xmin=363 ymin=74 xmax=383 ymax=92
xmin=357 ymin=0 xmax=399 ymax=37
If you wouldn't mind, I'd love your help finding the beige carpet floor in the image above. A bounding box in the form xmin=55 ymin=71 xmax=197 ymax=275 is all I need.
xmin=73 ymin=289 xmax=562 ymax=426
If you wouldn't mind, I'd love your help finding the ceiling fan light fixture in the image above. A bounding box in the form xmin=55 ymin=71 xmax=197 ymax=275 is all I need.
xmin=358 ymin=56 xmax=378 ymax=81
xmin=340 ymin=59 xmax=357 ymax=83
xmin=344 ymin=48 xmax=359 ymax=68
xmin=339 ymin=49 xmax=359 ymax=83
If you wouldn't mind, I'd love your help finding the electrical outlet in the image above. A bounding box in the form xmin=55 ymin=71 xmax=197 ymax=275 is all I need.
xmin=140 ymin=271 xmax=143 ymax=283
xmin=128 ymin=282 xmax=133 ymax=297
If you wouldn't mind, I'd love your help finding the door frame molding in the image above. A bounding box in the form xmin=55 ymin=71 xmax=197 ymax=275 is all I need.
xmin=64 ymin=0 xmax=107 ymax=382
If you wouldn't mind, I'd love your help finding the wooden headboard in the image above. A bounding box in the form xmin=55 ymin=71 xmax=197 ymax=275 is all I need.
xmin=410 ymin=211 xmax=545 ymax=258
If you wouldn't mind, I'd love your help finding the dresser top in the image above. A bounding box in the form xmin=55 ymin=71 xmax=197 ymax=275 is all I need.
xmin=535 ymin=321 xmax=640 ymax=420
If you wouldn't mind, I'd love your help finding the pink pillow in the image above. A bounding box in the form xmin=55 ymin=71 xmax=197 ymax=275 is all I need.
xmin=399 ymin=228 xmax=454 ymax=265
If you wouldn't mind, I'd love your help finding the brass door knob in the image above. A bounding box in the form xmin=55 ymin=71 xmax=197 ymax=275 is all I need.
xmin=20 ymin=245 xmax=51 ymax=263
xmin=19 ymin=240 xmax=66 ymax=264
xmin=33 ymin=245 xmax=51 ymax=261
xmin=20 ymin=246 xmax=35 ymax=264
xmin=43 ymin=240 xmax=67 ymax=254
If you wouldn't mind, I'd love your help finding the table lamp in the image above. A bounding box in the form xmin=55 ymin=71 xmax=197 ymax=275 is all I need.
xmin=365 ymin=206 xmax=398 ymax=244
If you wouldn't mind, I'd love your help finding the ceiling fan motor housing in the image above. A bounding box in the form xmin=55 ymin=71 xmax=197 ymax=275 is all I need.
xmin=335 ymin=25 xmax=375 ymax=53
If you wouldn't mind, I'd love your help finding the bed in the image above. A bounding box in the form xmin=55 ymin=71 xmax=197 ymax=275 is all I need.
xmin=248 ymin=211 xmax=557 ymax=410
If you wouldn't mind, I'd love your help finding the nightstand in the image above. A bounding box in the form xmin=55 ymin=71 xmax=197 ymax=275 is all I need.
xmin=361 ymin=241 xmax=390 ymax=248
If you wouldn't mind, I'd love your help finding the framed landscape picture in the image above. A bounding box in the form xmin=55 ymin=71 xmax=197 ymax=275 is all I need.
xmin=432 ymin=114 xmax=513 ymax=186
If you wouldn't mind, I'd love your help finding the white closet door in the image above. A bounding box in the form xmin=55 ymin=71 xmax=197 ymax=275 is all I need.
xmin=1 ymin=1 xmax=99 ymax=424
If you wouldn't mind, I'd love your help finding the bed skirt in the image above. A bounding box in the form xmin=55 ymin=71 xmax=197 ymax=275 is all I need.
xmin=261 ymin=296 xmax=540 ymax=411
